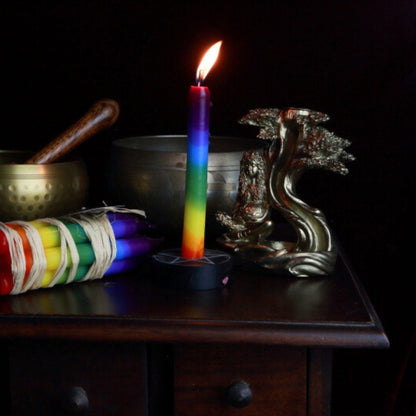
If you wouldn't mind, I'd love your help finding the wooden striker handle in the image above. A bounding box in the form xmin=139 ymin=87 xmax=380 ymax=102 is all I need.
xmin=26 ymin=99 xmax=120 ymax=164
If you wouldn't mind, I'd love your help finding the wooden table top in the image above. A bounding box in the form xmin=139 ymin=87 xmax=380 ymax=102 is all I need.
xmin=0 ymin=248 xmax=389 ymax=348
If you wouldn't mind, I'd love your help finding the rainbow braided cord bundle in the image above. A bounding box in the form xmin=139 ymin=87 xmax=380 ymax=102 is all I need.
xmin=0 ymin=207 xmax=162 ymax=295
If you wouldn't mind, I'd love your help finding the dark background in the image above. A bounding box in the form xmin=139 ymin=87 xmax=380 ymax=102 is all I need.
xmin=1 ymin=1 xmax=415 ymax=414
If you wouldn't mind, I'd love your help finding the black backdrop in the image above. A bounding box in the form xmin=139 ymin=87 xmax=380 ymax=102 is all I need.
xmin=1 ymin=1 xmax=415 ymax=414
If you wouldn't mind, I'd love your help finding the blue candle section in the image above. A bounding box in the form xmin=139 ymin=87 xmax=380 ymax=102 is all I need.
xmin=115 ymin=235 xmax=163 ymax=259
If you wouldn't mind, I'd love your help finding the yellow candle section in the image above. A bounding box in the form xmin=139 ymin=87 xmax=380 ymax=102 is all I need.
xmin=39 ymin=244 xmax=94 ymax=287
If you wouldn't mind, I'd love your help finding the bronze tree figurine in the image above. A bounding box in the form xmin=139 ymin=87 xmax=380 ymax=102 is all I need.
xmin=216 ymin=108 xmax=355 ymax=277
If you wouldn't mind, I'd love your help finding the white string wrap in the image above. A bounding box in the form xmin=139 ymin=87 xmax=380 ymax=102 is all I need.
xmin=1 ymin=206 xmax=145 ymax=295
xmin=64 ymin=213 xmax=117 ymax=281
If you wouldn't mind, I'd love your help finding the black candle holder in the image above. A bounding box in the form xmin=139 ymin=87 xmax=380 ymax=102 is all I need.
xmin=152 ymin=248 xmax=233 ymax=290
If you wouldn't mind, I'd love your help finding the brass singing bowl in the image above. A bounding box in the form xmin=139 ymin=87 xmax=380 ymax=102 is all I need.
xmin=0 ymin=150 xmax=89 ymax=222
xmin=107 ymin=135 xmax=265 ymax=239
xmin=0 ymin=99 xmax=120 ymax=222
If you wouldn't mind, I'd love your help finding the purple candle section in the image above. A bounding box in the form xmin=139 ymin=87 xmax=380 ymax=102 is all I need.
xmin=188 ymin=87 xmax=211 ymax=134
xmin=107 ymin=212 xmax=150 ymax=238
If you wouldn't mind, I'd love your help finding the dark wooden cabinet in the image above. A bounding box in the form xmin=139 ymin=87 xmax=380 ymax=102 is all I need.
xmin=8 ymin=341 xmax=148 ymax=415
xmin=0 ymin=252 xmax=388 ymax=415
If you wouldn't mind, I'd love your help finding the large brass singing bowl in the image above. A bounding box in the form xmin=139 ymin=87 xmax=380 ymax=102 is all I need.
xmin=0 ymin=151 xmax=89 ymax=222
xmin=107 ymin=135 xmax=264 ymax=239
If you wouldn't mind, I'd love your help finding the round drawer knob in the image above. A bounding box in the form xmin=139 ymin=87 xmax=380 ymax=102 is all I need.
xmin=60 ymin=386 xmax=89 ymax=415
xmin=226 ymin=380 xmax=253 ymax=408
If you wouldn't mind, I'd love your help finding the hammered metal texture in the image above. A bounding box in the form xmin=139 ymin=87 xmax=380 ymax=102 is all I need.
xmin=0 ymin=151 xmax=89 ymax=221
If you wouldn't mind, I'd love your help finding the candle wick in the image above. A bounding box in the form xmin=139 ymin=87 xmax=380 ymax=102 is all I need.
xmin=196 ymin=75 xmax=203 ymax=87
xmin=196 ymin=69 xmax=204 ymax=87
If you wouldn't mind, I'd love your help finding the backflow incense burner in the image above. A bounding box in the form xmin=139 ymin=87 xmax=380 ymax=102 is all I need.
xmin=216 ymin=107 xmax=355 ymax=277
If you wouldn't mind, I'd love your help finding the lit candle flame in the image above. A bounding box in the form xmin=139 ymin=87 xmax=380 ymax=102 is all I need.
xmin=196 ymin=41 xmax=222 ymax=86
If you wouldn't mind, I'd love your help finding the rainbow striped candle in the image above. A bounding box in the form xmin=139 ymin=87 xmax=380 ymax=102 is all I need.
xmin=181 ymin=41 xmax=222 ymax=259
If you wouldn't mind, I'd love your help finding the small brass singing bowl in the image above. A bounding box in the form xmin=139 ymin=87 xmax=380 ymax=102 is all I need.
xmin=0 ymin=150 xmax=89 ymax=222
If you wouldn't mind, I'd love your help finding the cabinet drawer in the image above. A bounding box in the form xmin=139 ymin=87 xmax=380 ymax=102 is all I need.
xmin=174 ymin=344 xmax=307 ymax=416
xmin=9 ymin=340 xmax=147 ymax=416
